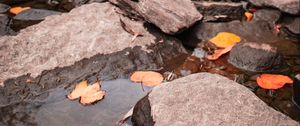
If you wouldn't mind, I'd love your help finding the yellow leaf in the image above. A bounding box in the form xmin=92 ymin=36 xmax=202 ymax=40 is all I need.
xmin=256 ymin=74 xmax=293 ymax=89
xmin=130 ymin=71 xmax=164 ymax=86
xmin=209 ymin=32 xmax=241 ymax=48
xmin=10 ymin=6 xmax=31 ymax=15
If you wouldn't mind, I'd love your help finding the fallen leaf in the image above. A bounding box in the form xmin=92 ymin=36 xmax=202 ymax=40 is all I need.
xmin=256 ymin=74 xmax=293 ymax=89
xmin=67 ymin=80 xmax=88 ymax=100
xmin=9 ymin=6 xmax=31 ymax=15
xmin=130 ymin=71 xmax=164 ymax=86
xmin=207 ymin=44 xmax=235 ymax=60
xmin=67 ymin=81 xmax=105 ymax=105
xmin=244 ymin=12 xmax=253 ymax=22
xmin=209 ymin=32 xmax=241 ymax=48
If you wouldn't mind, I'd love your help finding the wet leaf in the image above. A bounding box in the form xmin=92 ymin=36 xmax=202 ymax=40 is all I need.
xmin=9 ymin=6 xmax=31 ymax=15
xmin=67 ymin=81 xmax=105 ymax=105
xmin=256 ymin=74 xmax=293 ymax=89
xmin=207 ymin=44 xmax=235 ymax=60
xmin=209 ymin=32 xmax=241 ymax=48
xmin=130 ymin=71 xmax=164 ymax=86
xmin=245 ymin=12 xmax=253 ymax=22
xmin=67 ymin=80 xmax=88 ymax=100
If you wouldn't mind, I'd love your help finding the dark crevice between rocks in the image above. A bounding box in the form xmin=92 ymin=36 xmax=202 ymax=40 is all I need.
xmin=132 ymin=95 xmax=154 ymax=126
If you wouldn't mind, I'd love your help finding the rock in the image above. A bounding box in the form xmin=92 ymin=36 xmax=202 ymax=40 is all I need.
xmin=12 ymin=9 xmax=61 ymax=31
xmin=132 ymin=73 xmax=299 ymax=126
xmin=179 ymin=19 xmax=280 ymax=47
xmin=0 ymin=3 xmax=187 ymax=86
xmin=193 ymin=1 xmax=244 ymax=22
xmin=109 ymin=0 xmax=202 ymax=34
xmin=253 ymin=9 xmax=281 ymax=26
xmin=281 ymin=17 xmax=300 ymax=40
xmin=228 ymin=42 xmax=285 ymax=72
xmin=248 ymin=0 xmax=300 ymax=15
xmin=0 ymin=14 xmax=15 ymax=36
xmin=0 ymin=3 xmax=10 ymax=13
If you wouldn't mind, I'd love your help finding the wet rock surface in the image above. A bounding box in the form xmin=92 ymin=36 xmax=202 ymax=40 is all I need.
xmin=228 ymin=42 xmax=285 ymax=72
xmin=132 ymin=73 xmax=299 ymax=126
xmin=0 ymin=3 xmax=10 ymax=13
xmin=0 ymin=3 xmax=187 ymax=86
xmin=109 ymin=0 xmax=203 ymax=34
xmin=281 ymin=17 xmax=300 ymax=40
xmin=0 ymin=14 xmax=15 ymax=36
xmin=193 ymin=1 xmax=244 ymax=22
xmin=248 ymin=0 xmax=300 ymax=15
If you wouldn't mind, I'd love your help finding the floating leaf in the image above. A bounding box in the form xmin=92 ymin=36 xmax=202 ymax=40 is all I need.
xmin=67 ymin=81 xmax=105 ymax=105
xmin=245 ymin=12 xmax=253 ymax=22
xmin=256 ymin=74 xmax=293 ymax=89
xmin=80 ymin=81 xmax=105 ymax=105
xmin=209 ymin=32 xmax=241 ymax=48
xmin=9 ymin=6 xmax=30 ymax=15
xmin=130 ymin=71 xmax=164 ymax=86
xmin=207 ymin=44 xmax=235 ymax=60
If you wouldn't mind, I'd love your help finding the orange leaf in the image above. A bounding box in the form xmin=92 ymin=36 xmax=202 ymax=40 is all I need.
xmin=209 ymin=32 xmax=241 ymax=48
xmin=245 ymin=12 xmax=253 ymax=22
xmin=80 ymin=81 xmax=105 ymax=105
xmin=206 ymin=44 xmax=235 ymax=60
xmin=67 ymin=81 xmax=105 ymax=105
xmin=67 ymin=80 xmax=88 ymax=100
xmin=256 ymin=74 xmax=293 ymax=89
xmin=130 ymin=71 xmax=164 ymax=86
xmin=10 ymin=6 xmax=31 ymax=15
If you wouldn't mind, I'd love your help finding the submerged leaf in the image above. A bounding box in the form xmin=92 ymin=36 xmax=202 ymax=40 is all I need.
xmin=67 ymin=80 xmax=88 ymax=100
xmin=67 ymin=81 xmax=105 ymax=105
xmin=209 ymin=32 xmax=241 ymax=48
xmin=256 ymin=74 xmax=293 ymax=89
xmin=130 ymin=71 xmax=164 ymax=86
xmin=207 ymin=44 xmax=235 ymax=60
xmin=10 ymin=6 xmax=30 ymax=15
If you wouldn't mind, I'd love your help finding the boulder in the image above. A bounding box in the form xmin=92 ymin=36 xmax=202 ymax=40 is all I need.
xmin=132 ymin=73 xmax=299 ymax=126
xmin=248 ymin=0 xmax=300 ymax=15
xmin=109 ymin=0 xmax=202 ymax=34
xmin=0 ymin=3 xmax=10 ymax=13
xmin=281 ymin=17 xmax=300 ymax=36
xmin=193 ymin=1 xmax=245 ymax=22
xmin=228 ymin=42 xmax=285 ymax=72
xmin=0 ymin=3 xmax=187 ymax=86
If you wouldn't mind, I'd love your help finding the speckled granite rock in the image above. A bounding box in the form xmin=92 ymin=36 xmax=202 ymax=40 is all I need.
xmin=132 ymin=73 xmax=299 ymax=126
xmin=249 ymin=0 xmax=300 ymax=15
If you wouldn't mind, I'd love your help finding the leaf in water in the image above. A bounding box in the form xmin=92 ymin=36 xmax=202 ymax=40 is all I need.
xmin=67 ymin=80 xmax=88 ymax=100
xmin=256 ymin=74 xmax=293 ymax=89
xmin=10 ymin=6 xmax=31 ymax=15
xmin=206 ymin=44 xmax=235 ymax=60
xmin=130 ymin=71 xmax=164 ymax=86
xmin=209 ymin=32 xmax=241 ymax=48
xmin=244 ymin=12 xmax=253 ymax=22
xmin=67 ymin=81 xmax=105 ymax=105
xmin=80 ymin=81 xmax=105 ymax=105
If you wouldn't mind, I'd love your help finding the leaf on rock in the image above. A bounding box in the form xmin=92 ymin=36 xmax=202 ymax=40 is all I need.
xmin=207 ymin=44 xmax=235 ymax=60
xmin=209 ymin=32 xmax=241 ymax=48
xmin=10 ymin=6 xmax=31 ymax=15
xmin=130 ymin=71 xmax=164 ymax=86
xmin=245 ymin=12 xmax=253 ymax=22
xmin=67 ymin=81 xmax=105 ymax=105
xmin=256 ymin=74 xmax=293 ymax=90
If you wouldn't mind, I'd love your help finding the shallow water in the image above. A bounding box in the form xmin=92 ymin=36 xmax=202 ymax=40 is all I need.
xmin=0 ymin=79 xmax=152 ymax=126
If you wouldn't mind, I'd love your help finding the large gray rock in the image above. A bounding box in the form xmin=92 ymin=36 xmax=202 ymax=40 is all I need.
xmin=0 ymin=3 xmax=10 ymax=13
xmin=0 ymin=3 xmax=186 ymax=86
xmin=109 ymin=0 xmax=202 ymax=34
xmin=132 ymin=73 xmax=299 ymax=126
xmin=0 ymin=14 xmax=15 ymax=36
xmin=228 ymin=42 xmax=285 ymax=72
xmin=249 ymin=0 xmax=300 ymax=15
